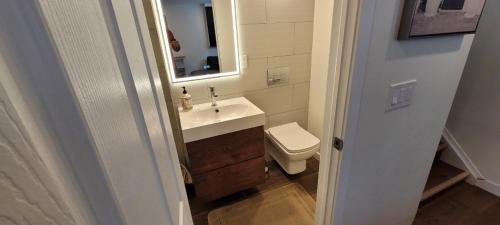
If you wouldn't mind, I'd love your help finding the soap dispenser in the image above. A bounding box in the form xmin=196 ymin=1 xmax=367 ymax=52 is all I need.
xmin=180 ymin=86 xmax=193 ymax=111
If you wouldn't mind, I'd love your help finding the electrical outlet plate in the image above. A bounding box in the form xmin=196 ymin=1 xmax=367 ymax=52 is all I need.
xmin=387 ymin=79 xmax=417 ymax=112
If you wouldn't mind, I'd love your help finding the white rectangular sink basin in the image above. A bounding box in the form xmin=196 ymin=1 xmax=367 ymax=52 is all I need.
xmin=179 ymin=97 xmax=265 ymax=143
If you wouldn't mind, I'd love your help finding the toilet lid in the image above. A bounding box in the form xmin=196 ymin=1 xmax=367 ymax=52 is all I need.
xmin=268 ymin=122 xmax=320 ymax=153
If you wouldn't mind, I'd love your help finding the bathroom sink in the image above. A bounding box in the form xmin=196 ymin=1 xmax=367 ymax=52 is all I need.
xmin=179 ymin=97 xmax=265 ymax=142
xmin=185 ymin=103 xmax=249 ymax=124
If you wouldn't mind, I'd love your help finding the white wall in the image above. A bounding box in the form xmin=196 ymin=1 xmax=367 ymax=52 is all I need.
xmin=163 ymin=0 xmax=218 ymax=74
xmin=171 ymin=0 xmax=315 ymax=129
xmin=307 ymin=0 xmax=334 ymax=139
xmin=338 ymin=0 xmax=474 ymax=224
xmin=445 ymin=0 xmax=500 ymax=190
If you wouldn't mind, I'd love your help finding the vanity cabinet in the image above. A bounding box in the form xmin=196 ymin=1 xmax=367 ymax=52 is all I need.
xmin=187 ymin=126 xmax=265 ymax=201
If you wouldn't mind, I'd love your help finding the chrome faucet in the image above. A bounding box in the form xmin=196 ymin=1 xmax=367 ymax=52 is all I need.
xmin=209 ymin=86 xmax=218 ymax=107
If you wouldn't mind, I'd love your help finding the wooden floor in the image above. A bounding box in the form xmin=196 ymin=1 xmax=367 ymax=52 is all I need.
xmin=186 ymin=157 xmax=500 ymax=225
xmin=413 ymin=182 xmax=500 ymax=225
xmin=188 ymin=158 xmax=320 ymax=225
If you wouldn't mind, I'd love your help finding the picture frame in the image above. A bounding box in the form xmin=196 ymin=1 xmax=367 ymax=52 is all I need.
xmin=398 ymin=0 xmax=486 ymax=40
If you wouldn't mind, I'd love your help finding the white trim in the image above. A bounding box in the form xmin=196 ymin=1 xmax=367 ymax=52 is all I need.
xmin=443 ymin=128 xmax=500 ymax=197
xmin=476 ymin=179 xmax=500 ymax=197
xmin=323 ymin=0 xmax=378 ymax=224
xmin=314 ymin=0 xmax=365 ymax=224
xmin=111 ymin=0 xmax=194 ymax=224
xmin=442 ymin=128 xmax=484 ymax=179
xmin=153 ymin=0 xmax=241 ymax=83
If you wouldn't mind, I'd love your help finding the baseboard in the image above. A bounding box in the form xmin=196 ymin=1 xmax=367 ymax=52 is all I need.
xmin=476 ymin=179 xmax=500 ymax=197
xmin=442 ymin=128 xmax=484 ymax=179
xmin=442 ymin=128 xmax=500 ymax=197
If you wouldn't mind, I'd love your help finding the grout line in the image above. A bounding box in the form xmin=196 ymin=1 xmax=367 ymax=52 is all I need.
xmin=268 ymin=20 xmax=314 ymax=24
xmin=173 ymin=79 xmax=311 ymax=103
xmin=268 ymin=53 xmax=312 ymax=59
xmin=265 ymin=0 xmax=270 ymax=24
xmin=239 ymin=20 xmax=314 ymax=26
xmin=264 ymin=0 xmax=269 ymax=24
xmin=292 ymin=21 xmax=297 ymax=54
xmin=248 ymin=53 xmax=304 ymax=61
xmin=267 ymin=108 xmax=308 ymax=117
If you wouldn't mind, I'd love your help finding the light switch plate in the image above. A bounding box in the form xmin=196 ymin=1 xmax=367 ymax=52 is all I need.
xmin=267 ymin=67 xmax=290 ymax=86
xmin=387 ymin=79 xmax=416 ymax=112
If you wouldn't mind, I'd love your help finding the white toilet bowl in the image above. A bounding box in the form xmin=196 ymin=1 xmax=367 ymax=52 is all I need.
xmin=265 ymin=122 xmax=320 ymax=174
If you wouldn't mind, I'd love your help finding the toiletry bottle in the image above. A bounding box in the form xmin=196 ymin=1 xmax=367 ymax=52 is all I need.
xmin=180 ymin=87 xmax=193 ymax=111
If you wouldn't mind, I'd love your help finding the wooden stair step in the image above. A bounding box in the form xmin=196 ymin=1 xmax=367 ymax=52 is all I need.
xmin=421 ymin=161 xmax=469 ymax=201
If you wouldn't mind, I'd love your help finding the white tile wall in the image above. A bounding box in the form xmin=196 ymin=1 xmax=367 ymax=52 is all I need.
xmin=245 ymin=85 xmax=293 ymax=115
xmin=294 ymin=22 xmax=313 ymax=54
xmin=268 ymin=109 xmax=308 ymax=128
xmin=239 ymin=58 xmax=269 ymax=91
xmin=237 ymin=0 xmax=267 ymax=24
xmin=292 ymin=82 xmax=310 ymax=110
xmin=240 ymin=23 xmax=294 ymax=58
xmin=268 ymin=54 xmax=311 ymax=84
xmin=267 ymin=0 xmax=315 ymax=23
xmin=171 ymin=0 xmax=315 ymax=129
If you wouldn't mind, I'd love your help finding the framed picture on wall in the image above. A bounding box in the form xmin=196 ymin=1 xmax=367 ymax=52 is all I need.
xmin=398 ymin=0 xmax=486 ymax=40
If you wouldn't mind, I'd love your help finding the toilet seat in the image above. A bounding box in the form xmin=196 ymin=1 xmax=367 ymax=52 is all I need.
xmin=267 ymin=122 xmax=320 ymax=153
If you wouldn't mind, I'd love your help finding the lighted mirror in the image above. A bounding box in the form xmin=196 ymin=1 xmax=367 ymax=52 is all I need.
xmin=155 ymin=0 xmax=240 ymax=83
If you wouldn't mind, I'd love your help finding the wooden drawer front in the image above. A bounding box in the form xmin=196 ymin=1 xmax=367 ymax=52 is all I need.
xmin=187 ymin=126 xmax=264 ymax=175
xmin=193 ymin=157 xmax=265 ymax=201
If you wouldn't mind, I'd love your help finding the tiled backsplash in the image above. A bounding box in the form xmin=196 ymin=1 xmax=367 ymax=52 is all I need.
xmin=171 ymin=0 xmax=314 ymax=129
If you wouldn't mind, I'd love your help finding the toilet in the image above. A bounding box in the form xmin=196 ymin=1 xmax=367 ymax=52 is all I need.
xmin=265 ymin=122 xmax=320 ymax=174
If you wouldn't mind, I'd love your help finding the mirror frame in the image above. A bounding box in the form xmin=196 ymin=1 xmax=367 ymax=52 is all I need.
xmin=154 ymin=0 xmax=241 ymax=83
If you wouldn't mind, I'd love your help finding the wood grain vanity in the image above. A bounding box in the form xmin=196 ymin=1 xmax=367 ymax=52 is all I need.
xmin=186 ymin=126 xmax=266 ymax=201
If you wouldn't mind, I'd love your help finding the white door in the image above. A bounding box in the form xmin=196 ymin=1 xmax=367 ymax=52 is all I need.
xmin=1 ymin=0 xmax=192 ymax=225
xmin=0 ymin=60 xmax=80 ymax=225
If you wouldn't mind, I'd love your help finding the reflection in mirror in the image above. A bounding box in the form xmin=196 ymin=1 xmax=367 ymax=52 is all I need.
xmin=159 ymin=0 xmax=240 ymax=82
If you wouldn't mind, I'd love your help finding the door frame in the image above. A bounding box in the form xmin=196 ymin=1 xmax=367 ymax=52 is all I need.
xmin=142 ymin=1 xmax=366 ymax=225
xmin=312 ymin=0 xmax=368 ymax=224
xmin=318 ymin=0 xmax=379 ymax=224
xmin=140 ymin=0 xmax=364 ymax=225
